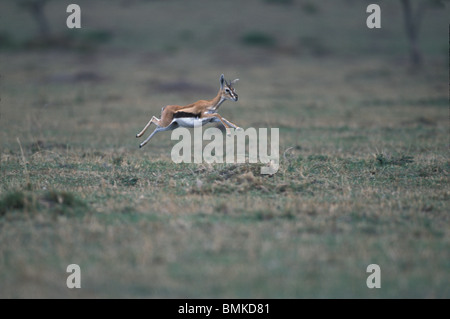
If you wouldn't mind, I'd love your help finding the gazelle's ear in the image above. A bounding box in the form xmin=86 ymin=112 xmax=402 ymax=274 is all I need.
xmin=220 ymin=74 xmax=225 ymax=89
xmin=230 ymin=78 xmax=239 ymax=85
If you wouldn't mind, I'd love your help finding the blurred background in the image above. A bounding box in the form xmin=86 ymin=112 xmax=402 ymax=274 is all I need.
xmin=1 ymin=0 xmax=448 ymax=57
xmin=1 ymin=0 xmax=448 ymax=149
xmin=1 ymin=0 xmax=448 ymax=151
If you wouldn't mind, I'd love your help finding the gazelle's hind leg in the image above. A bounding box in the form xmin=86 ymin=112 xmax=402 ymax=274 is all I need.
xmin=203 ymin=113 xmax=240 ymax=136
xmin=139 ymin=121 xmax=178 ymax=148
xmin=136 ymin=116 xmax=161 ymax=138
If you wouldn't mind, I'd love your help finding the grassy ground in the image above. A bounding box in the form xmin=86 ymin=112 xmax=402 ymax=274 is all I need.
xmin=0 ymin=0 xmax=449 ymax=298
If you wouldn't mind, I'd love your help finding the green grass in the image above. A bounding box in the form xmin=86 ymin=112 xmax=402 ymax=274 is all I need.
xmin=0 ymin=0 xmax=449 ymax=298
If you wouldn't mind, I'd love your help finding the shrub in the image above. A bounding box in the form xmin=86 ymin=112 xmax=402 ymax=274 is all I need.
xmin=241 ymin=31 xmax=276 ymax=47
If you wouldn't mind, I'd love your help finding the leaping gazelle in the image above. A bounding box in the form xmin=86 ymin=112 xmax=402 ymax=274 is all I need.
xmin=136 ymin=74 xmax=241 ymax=148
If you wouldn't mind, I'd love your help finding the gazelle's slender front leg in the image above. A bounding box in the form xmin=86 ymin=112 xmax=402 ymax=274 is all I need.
xmin=136 ymin=116 xmax=161 ymax=138
xmin=221 ymin=116 xmax=241 ymax=130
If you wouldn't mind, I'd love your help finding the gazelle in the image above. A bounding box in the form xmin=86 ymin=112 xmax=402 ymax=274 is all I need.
xmin=136 ymin=74 xmax=241 ymax=148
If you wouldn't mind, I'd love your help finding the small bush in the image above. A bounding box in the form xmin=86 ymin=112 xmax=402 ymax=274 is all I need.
xmin=111 ymin=174 xmax=139 ymax=187
xmin=241 ymin=31 xmax=276 ymax=47
xmin=376 ymin=153 xmax=414 ymax=166
xmin=0 ymin=191 xmax=28 ymax=215
xmin=0 ymin=189 xmax=87 ymax=216
xmin=301 ymin=2 xmax=319 ymax=14
xmin=0 ymin=32 xmax=17 ymax=51
xmin=112 ymin=156 xmax=123 ymax=166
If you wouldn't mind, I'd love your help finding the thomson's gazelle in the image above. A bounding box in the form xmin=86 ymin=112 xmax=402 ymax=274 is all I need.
xmin=136 ymin=74 xmax=240 ymax=148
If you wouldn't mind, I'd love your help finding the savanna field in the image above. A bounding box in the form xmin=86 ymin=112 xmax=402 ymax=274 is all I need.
xmin=0 ymin=0 xmax=449 ymax=298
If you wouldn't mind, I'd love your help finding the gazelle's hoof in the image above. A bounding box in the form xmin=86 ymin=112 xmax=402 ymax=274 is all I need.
xmin=236 ymin=127 xmax=243 ymax=131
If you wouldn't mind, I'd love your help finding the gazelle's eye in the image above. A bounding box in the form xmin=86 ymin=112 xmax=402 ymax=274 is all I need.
xmin=225 ymin=88 xmax=230 ymax=93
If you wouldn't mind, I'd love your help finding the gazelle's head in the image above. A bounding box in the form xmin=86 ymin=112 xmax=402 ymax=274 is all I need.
xmin=220 ymin=74 xmax=239 ymax=102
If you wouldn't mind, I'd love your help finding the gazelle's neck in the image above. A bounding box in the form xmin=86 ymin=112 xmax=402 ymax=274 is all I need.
xmin=209 ymin=89 xmax=226 ymax=111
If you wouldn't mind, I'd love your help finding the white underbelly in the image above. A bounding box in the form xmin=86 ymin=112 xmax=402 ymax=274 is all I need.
xmin=173 ymin=117 xmax=213 ymax=128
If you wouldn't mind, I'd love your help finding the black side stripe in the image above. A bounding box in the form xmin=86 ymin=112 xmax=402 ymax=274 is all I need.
xmin=174 ymin=111 xmax=201 ymax=118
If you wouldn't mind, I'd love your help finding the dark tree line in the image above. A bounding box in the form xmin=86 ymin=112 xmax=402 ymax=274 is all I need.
xmin=16 ymin=0 xmax=447 ymax=67
xmin=18 ymin=0 xmax=51 ymax=39
xmin=399 ymin=0 xmax=447 ymax=67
